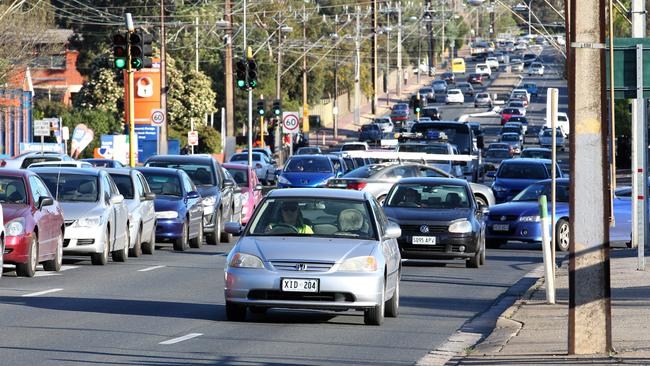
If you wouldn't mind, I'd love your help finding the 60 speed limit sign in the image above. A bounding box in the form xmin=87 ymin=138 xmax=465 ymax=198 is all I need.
xmin=150 ymin=109 xmax=166 ymax=126
xmin=282 ymin=112 xmax=300 ymax=134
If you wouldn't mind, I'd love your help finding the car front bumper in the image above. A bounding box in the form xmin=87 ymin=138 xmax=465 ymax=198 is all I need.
xmin=3 ymin=235 xmax=33 ymax=264
xmin=63 ymin=225 xmax=107 ymax=254
xmin=156 ymin=218 xmax=185 ymax=241
xmin=486 ymin=220 xmax=543 ymax=242
xmin=397 ymin=233 xmax=479 ymax=259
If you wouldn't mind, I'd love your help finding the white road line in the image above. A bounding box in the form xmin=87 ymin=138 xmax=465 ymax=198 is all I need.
xmin=138 ymin=265 xmax=166 ymax=272
xmin=159 ymin=333 xmax=203 ymax=345
xmin=22 ymin=288 xmax=63 ymax=297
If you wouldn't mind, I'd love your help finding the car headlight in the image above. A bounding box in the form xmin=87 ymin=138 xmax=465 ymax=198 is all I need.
xmin=339 ymin=256 xmax=378 ymax=272
xmin=202 ymin=196 xmax=216 ymax=207
xmin=229 ymin=252 xmax=264 ymax=269
xmin=156 ymin=211 xmax=178 ymax=219
xmin=277 ymin=175 xmax=291 ymax=185
xmin=75 ymin=216 xmax=101 ymax=227
xmin=449 ymin=220 xmax=472 ymax=233
xmin=519 ymin=215 xmax=540 ymax=222
xmin=6 ymin=218 xmax=25 ymax=236
xmin=492 ymin=184 xmax=508 ymax=192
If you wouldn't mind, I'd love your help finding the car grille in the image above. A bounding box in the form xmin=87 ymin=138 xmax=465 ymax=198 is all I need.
xmin=270 ymin=261 xmax=334 ymax=272
xmin=400 ymin=224 xmax=448 ymax=235
xmin=402 ymin=243 xmax=467 ymax=253
xmin=248 ymin=290 xmax=355 ymax=302
xmin=488 ymin=215 xmax=519 ymax=222
xmin=63 ymin=239 xmax=94 ymax=248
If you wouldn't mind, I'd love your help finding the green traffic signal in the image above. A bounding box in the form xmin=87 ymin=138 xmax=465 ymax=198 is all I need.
xmin=237 ymin=80 xmax=246 ymax=88
xmin=249 ymin=79 xmax=257 ymax=88
xmin=115 ymin=58 xmax=126 ymax=69
xmin=415 ymin=106 xmax=421 ymax=113
xmin=131 ymin=58 xmax=143 ymax=69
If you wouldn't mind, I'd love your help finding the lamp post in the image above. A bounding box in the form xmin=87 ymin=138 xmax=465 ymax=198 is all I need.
xmin=528 ymin=0 xmax=534 ymax=37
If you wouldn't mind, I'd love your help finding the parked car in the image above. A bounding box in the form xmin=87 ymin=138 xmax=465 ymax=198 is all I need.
xmin=521 ymin=148 xmax=552 ymax=159
xmin=33 ymin=167 xmax=130 ymax=265
xmin=432 ymin=80 xmax=448 ymax=94
xmin=489 ymin=158 xmax=562 ymax=202
xmin=145 ymin=154 xmax=238 ymax=245
xmin=228 ymin=152 xmax=276 ymax=185
xmin=295 ymin=146 xmax=323 ymax=155
xmin=106 ymin=169 xmax=157 ymax=256
xmin=1 ymin=169 xmax=64 ymax=277
xmin=445 ymin=89 xmax=465 ymax=104
xmin=222 ymin=188 xmax=402 ymax=325
xmin=383 ymin=178 xmax=486 ymax=268
xmin=136 ymin=167 xmax=204 ymax=251
xmin=474 ymin=92 xmax=493 ymax=108
xmin=441 ymin=71 xmax=456 ymax=84
xmin=276 ymin=155 xmax=338 ymax=188
xmin=28 ymin=161 xmax=93 ymax=168
xmin=223 ymin=164 xmax=263 ymax=225
xmin=467 ymin=73 xmax=485 ymax=85
xmin=359 ymin=124 xmax=383 ymax=143
xmin=456 ymin=82 xmax=475 ymax=96
xmin=1 ymin=152 xmax=73 ymax=169
xmin=81 ymin=159 xmax=125 ymax=168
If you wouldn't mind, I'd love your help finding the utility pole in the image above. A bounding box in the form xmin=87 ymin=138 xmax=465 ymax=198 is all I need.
xmin=396 ymin=2 xmax=402 ymax=97
xmin=490 ymin=0 xmax=496 ymax=40
xmin=244 ymin=0 xmax=253 ymax=168
xmin=417 ymin=13 xmax=422 ymax=85
xmin=159 ymin=1 xmax=168 ymax=154
xmin=302 ymin=3 xmax=309 ymax=133
xmin=630 ymin=0 xmax=647 ymax=270
xmin=195 ymin=16 xmax=199 ymax=72
xmin=224 ymin=0 xmax=235 ymax=142
xmin=441 ymin=1 xmax=446 ymax=65
xmin=426 ymin=0 xmax=435 ymax=74
xmin=567 ymin=0 xmax=612 ymax=354
xmin=371 ymin=0 xmax=378 ymax=114
xmin=333 ymin=15 xmax=340 ymax=140
xmin=385 ymin=7 xmax=390 ymax=106
xmin=125 ymin=13 xmax=136 ymax=167
xmin=354 ymin=8 xmax=361 ymax=125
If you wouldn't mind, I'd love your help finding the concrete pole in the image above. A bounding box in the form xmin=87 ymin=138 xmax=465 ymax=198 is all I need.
xmin=427 ymin=0 xmax=435 ymax=72
xmin=441 ymin=1 xmax=446 ymax=64
xmin=354 ymin=9 xmax=361 ymax=126
xmin=224 ymin=0 xmax=235 ymax=140
xmin=159 ymin=0 xmax=168 ymax=154
xmin=396 ymin=2 xmax=402 ymax=97
xmin=195 ymin=16 xmax=199 ymax=72
xmin=302 ymin=3 xmax=309 ymax=133
xmin=567 ymin=0 xmax=612 ymax=354
xmin=417 ymin=16 xmax=422 ymax=84
xmin=372 ymin=0 xmax=379 ymax=114
xmin=385 ymin=9 xmax=390 ymax=106
xmin=528 ymin=0 xmax=533 ymax=37
xmin=244 ymin=0 xmax=253 ymax=168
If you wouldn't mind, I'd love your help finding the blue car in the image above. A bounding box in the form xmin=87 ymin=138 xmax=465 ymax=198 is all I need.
xmin=522 ymin=83 xmax=539 ymax=98
xmin=136 ymin=167 xmax=204 ymax=251
xmin=490 ymin=158 xmax=562 ymax=203
xmin=276 ymin=155 xmax=339 ymax=188
xmin=81 ymin=158 xmax=124 ymax=168
xmin=486 ymin=178 xmax=632 ymax=251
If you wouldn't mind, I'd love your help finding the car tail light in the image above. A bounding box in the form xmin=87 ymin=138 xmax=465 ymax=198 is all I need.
xmin=347 ymin=181 xmax=367 ymax=190
xmin=255 ymin=163 xmax=263 ymax=169
xmin=0 ymin=160 xmax=5 ymax=167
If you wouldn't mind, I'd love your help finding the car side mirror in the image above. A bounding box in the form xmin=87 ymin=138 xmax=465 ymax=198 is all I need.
xmin=254 ymin=184 xmax=263 ymax=191
xmin=271 ymin=159 xmax=277 ymax=165
xmin=224 ymin=221 xmax=243 ymax=235
xmin=187 ymin=191 xmax=201 ymax=199
xmin=144 ymin=192 xmax=156 ymax=201
xmin=110 ymin=194 xmax=124 ymax=204
xmin=224 ymin=180 xmax=235 ymax=188
xmin=38 ymin=196 xmax=54 ymax=209
xmin=384 ymin=221 xmax=402 ymax=239
xmin=486 ymin=171 xmax=496 ymax=178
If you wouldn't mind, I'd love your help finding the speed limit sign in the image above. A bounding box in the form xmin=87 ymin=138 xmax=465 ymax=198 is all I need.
xmin=150 ymin=109 xmax=166 ymax=126
xmin=282 ymin=112 xmax=300 ymax=134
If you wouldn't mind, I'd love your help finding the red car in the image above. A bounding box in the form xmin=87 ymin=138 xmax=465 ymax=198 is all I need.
xmin=1 ymin=169 xmax=64 ymax=277
xmin=223 ymin=163 xmax=263 ymax=225
xmin=467 ymin=73 xmax=484 ymax=85
xmin=500 ymin=108 xmax=522 ymax=125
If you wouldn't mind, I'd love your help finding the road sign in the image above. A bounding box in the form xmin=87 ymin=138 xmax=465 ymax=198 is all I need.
xmin=282 ymin=112 xmax=300 ymax=134
xmin=150 ymin=109 xmax=166 ymax=126
xmin=34 ymin=119 xmax=51 ymax=137
xmin=605 ymin=38 xmax=650 ymax=99
xmin=188 ymin=130 xmax=199 ymax=146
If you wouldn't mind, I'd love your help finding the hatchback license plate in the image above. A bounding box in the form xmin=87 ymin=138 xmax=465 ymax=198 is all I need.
xmin=281 ymin=278 xmax=319 ymax=293
xmin=412 ymin=236 xmax=437 ymax=245
xmin=492 ymin=224 xmax=509 ymax=231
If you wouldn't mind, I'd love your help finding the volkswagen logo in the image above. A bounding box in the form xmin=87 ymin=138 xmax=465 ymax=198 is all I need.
xmin=301 ymin=180 xmax=309 ymax=185
xmin=501 ymin=216 xmax=507 ymax=221
xmin=295 ymin=263 xmax=308 ymax=271
xmin=419 ymin=225 xmax=430 ymax=233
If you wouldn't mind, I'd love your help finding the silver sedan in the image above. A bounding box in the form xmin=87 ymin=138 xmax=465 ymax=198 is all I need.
xmin=223 ymin=188 xmax=402 ymax=325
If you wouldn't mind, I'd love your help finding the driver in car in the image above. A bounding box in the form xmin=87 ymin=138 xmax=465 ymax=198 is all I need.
xmin=267 ymin=201 xmax=313 ymax=234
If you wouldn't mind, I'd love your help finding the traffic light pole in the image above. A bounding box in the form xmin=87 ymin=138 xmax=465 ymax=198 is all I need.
xmin=127 ymin=39 xmax=136 ymax=167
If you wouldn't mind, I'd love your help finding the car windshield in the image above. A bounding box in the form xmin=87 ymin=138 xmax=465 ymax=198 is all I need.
xmin=109 ymin=174 xmax=134 ymax=199
xmin=522 ymin=150 xmax=551 ymax=159
xmin=503 ymin=109 xmax=519 ymax=114
xmin=486 ymin=150 xmax=511 ymax=158
xmin=393 ymin=104 xmax=407 ymax=110
xmin=497 ymin=163 xmax=548 ymax=179
xmin=226 ymin=167 xmax=249 ymax=187
xmin=285 ymin=157 xmax=333 ymax=173
xmin=501 ymin=134 xmax=519 ymax=141
xmin=0 ymin=176 xmax=28 ymax=204
xmin=341 ymin=144 xmax=366 ymax=151
xmin=398 ymin=144 xmax=448 ymax=154
xmin=141 ymin=173 xmax=182 ymax=197
xmin=248 ymin=197 xmax=377 ymax=239
xmin=362 ymin=124 xmax=380 ymax=131
xmin=146 ymin=161 xmax=215 ymax=186
xmin=411 ymin=124 xmax=472 ymax=154
xmin=39 ymin=173 xmax=99 ymax=202
xmin=386 ymin=183 xmax=470 ymax=209
xmin=509 ymin=117 xmax=527 ymax=123
xmin=513 ymin=182 xmax=570 ymax=202
xmin=477 ymin=93 xmax=489 ymax=98
xmin=230 ymin=153 xmax=262 ymax=162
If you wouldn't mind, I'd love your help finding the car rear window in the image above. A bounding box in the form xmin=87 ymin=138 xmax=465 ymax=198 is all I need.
xmin=140 ymin=173 xmax=182 ymax=197
xmin=498 ymin=163 xmax=547 ymax=179
xmin=39 ymin=173 xmax=99 ymax=202
xmin=285 ymin=157 xmax=333 ymax=173
xmin=226 ymin=167 xmax=249 ymax=187
xmin=109 ymin=174 xmax=134 ymax=199
xmin=362 ymin=124 xmax=380 ymax=131
xmin=0 ymin=176 xmax=28 ymax=204
xmin=146 ymin=161 xmax=215 ymax=186
xmin=386 ymin=183 xmax=470 ymax=209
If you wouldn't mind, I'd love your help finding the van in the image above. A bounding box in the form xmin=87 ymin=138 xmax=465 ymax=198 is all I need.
xmin=451 ymin=58 xmax=466 ymax=74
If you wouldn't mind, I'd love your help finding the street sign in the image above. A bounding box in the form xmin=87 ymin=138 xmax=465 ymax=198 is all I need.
xmin=282 ymin=112 xmax=300 ymax=134
xmin=150 ymin=109 xmax=166 ymax=126
xmin=605 ymin=38 xmax=650 ymax=99
xmin=34 ymin=120 xmax=51 ymax=137
xmin=188 ymin=130 xmax=199 ymax=146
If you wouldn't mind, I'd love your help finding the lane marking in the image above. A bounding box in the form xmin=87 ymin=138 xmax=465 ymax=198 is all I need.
xmin=22 ymin=288 xmax=63 ymax=297
xmin=159 ymin=333 xmax=203 ymax=345
xmin=138 ymin=265 xmax=166 ymax=272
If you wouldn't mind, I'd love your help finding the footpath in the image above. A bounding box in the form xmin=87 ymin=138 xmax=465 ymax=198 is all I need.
xmin=448 ymin=248 xmax=650 ymax=365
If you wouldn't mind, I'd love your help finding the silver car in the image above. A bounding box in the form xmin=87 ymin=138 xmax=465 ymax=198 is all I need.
xmin=106 ymin=169 xmax=157 ymax=256
xmin=223 ymin=189 xmax=402 ymax=325
xmin=32 ymin=167 xmax=130 ymax=265
xmin=229 ymin=152 xmax=276 ymax=185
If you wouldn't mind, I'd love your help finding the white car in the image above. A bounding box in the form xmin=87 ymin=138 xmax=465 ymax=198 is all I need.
xmin=1 ymin=152 xmax=72 ymax=169
xmin=341 ymin=142 xmax=370 ymax=151
xmin=32 ymin=167 xmax=130 ymax=265
xmin=106 ymin=169 xmax=157 ymax=256
xmin=445 ymin=89 xmax=465 ymax=104
xmin=374 ymin=117 xmax=394 ymax=133
xmin=486 ymin=57 xmax=499 ymax=70
xmin=475 ymin=63 xmax=492 ymax=78
xmin=229 ymin=152 xmax=276 ymax=185
xmin=511 ymin=88 xmax=531 ymax=104
xmin=515 ymin=42 xmax=528 ymax=51
xmin=545 ymin=112 xmax=571 ymax=136
xmin=28 ymin=161 xmax=93 ymax=168
xmin=528 ymin=62 xmax=545 ymax=75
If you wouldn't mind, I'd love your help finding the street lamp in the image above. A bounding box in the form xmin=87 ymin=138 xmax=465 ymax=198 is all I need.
xmin=527 ymin=0 xmax=535 ymax=37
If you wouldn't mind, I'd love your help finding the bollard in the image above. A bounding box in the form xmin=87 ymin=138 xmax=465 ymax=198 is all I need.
xmin=538 ymin=195 xmax=556 ymax=304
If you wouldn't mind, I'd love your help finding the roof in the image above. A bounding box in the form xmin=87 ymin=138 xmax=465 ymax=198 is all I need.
xmin=103 ymin=168 xmax=136 ymax=176
xmin=268 ymin=188 xmax=368 ymax=200
xmin=29 ymin=167 xmax=100 ymax=176
xmin=0 ymin=168 xmax=34 ymax=177
xmin=396 ymin=177 xmax=471 ymax=186
xmin=222 ymin=163 xmax=251 ymax=170
xmin=288 ymin=154 xmax=330 ymax=160
xmin=522 ymin=147 xmax=552 ymax=152
xmin=502 ymin=158 xmax=552 ymax=164
xmin=146 ymin=154 xmax=215 ymax=164
xmin=135 ymin=167 xmax=183 ymax=176
xmin=39 ymin=29 xmax=74 ymax=44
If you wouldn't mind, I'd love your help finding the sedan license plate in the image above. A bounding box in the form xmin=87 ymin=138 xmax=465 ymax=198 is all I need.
xmin=492 ymin=224 xmax=510 ymax=231
xmin=281 ymin=278 xmax=319 ymax=293
xmin=412 ymin=236 xmax=437 ymax=245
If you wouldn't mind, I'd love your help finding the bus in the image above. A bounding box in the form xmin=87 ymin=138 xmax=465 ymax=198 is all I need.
xmin=451 ymin=58 xmax=466 ymax=74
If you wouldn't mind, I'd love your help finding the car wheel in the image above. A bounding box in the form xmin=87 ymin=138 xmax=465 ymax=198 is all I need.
xmin=364 ymin=285 xmax=385 ymax=325
xmin=474 ymin=195 xmax=488 ymax=208
xmin=189 ymin=220 xmax=203 ymax=249
xmin=556 ymin=218 xmax=570 ymax=252
xmin=207 ymin=210 xmax=220 ymax=245
xmin=377 ymin=195 xmax=387 ymax=206
xmin=129 ymin=226 xmax=143 ymax=257
xmin=384 ymin=278 xmax=399 ymax=318
xmin=226 ymin=301 xmax=247 ymax=321
xmin=486 ymin=239 xmax=506 ymax=249
xmin=16 ymin=235 xmax=38 ymax=277
xmin=43 ymin=231 xmax=63 ymax=272
xmin=143 ymin=225 xmax=156 ymax=255
xmin=112 ymin=227 xmax=129 ymax=262
xmin=467 ymin=250 xmax=481 ymax=268
xmin=91 ymin=229 xmax=110 ymax=265
xmin=173 ymin=221 xmax=189 ymax=252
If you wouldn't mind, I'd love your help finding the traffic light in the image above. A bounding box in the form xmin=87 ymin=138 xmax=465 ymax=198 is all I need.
xmin=235 ymin=60 xmax=247 ymax=90
xmin=414 ymin=96 xmax=422 ymax=114
xmin=142 ymin=32 xmax=153 ymax=68
xmin=272 ymin=100 xmax=282 ymax=116
xmin=256 ymin=99 xmax=266 ymax=116
xmin=129 ymin=31 xmax=152 ymax=70
xmin=247 ymin=59 xmax=258 ymax=89
xmin=113 ymin=33 xmax=127 ymax=70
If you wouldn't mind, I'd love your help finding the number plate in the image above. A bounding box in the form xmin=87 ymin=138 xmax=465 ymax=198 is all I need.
xmin=281 ymin=278 xmax=319 ymax=293
xmin=412 ymin=236 xmax=437 ymax=245
xmin=492 ymin=224 xmax=510 ymax=231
